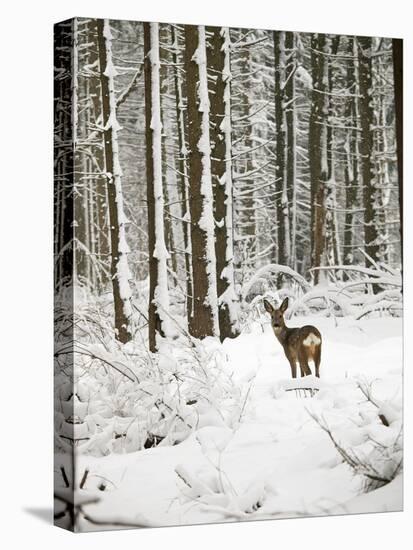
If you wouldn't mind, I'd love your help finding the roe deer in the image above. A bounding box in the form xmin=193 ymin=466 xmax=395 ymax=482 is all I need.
xmin=264 ymin=297 xmax=322 ymax=378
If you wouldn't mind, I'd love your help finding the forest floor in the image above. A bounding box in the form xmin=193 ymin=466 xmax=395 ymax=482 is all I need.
xmin=77 ymin=315 xmax=403 ymax=530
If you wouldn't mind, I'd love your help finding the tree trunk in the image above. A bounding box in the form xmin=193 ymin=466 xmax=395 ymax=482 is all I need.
xmin=358 ymin=36 xmax=380 ymax=274
xmin=159 ymin=27 xmax=178 ymax=281
xmin=87 ymin=19 xmax=110 ymax=291
xmin=273 ymin=31 xmax=290 ymax=268
xmin=309 ymin=33 xmax=329 ymax=284
xmin=233 ymin=39 xmax=256 ymax=280
xmin=54 ymin=20 xmax=74 ymax=290
xmin=184 ymin=25 xmax=219 ymax=339
xmin=97 ymin=19 xmax=132 ymax=343
xmin=392 ymin=38 xmax=403 ymax=265
xmin=171 ymin=25 xmax=193 ymax=320
xmin=207 ymin=26 xmax=239 ymax=341
xmin=143 ymin=22 xmax=171 ymax=352
xmin=343 ymin=37 xmax=359 ymax=270
xmin=72 ymin=17 xmax=85 ymax=284
xmin=325 ymin=36 xmax=341 ymax=266
xmin=284 ymin=31 xmax=297 ymax=269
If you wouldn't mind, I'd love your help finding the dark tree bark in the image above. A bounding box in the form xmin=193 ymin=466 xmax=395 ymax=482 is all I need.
xmin=273 ymin=31 xmax=289 ymax=268
xmin=284 ymin=31 xmax=297 ymax=267
xmin=87 ymin=19 xmax=110 ymax=292
xmin=392 ymin=38 xmax=403 ymax=265
xmin=184 ymin=25 xmax=219 ymax=339
xmin=358 ymin=36 xmax=380 ymax=272
xmin=171 ymin=25 xmax=193 ymax=320
xmin=80 ymin=20 xmax=94 ymax=287
xmin=71 ymin=18 xmax=88 ymax=283
xmin=309 ymin=33 xmax=329 ymax=284
xmin=97 ymin=19 xmax=132 ymax=343
xmin=54 ymin=20 xmax=74 ymax=290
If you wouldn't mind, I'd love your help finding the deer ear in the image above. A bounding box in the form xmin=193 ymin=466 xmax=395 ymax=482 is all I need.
xmin=280 ymin=297 xmax=289 ymax=313
xmin=263 ymin=299 xmax=274 ymax=313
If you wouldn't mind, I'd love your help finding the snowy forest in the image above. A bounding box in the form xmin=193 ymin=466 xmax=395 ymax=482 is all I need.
xmin=54 ymin=18 xmax=403 ymax=531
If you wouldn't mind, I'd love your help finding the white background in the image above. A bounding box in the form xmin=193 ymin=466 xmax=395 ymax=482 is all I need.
xmin=0 ymin=0 xmax=411 ymax=547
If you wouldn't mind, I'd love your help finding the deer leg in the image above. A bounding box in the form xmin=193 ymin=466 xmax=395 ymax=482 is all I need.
xmin=314 ymin=345 xmax=321 ymax=378
xmin=298 ymin=348 xmax=311 ymax=377
xmin=299 ymin=359 xmax=310 ymax=377
xmin=289 ymin=360 xmax=297 ymax=379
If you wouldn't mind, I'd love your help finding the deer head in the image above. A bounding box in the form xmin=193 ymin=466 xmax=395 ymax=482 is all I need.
xmin=264 ymin=297 xmax=288 ymax=328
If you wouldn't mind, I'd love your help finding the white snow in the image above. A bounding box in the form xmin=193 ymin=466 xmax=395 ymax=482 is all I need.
xmin=73 ymin=314 xmax=402 ymax=530
xmin=295 ymin=64 xmax=313 ymax=89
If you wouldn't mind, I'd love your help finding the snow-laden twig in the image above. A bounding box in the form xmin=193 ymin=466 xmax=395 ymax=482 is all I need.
xmin=242 ymin=264 xmax=310 ymax=300
xmin=307 ymin=408 xmax=403 ymax=492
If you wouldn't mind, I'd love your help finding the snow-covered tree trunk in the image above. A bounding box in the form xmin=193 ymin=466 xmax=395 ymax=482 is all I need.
xmin=143 ymin=22 xmax=172 ymax=352
xmin=158 ymin=27 xmax=179 ymax=280
xmin=208 ymin=26 xmax=239 ymax=341
xmin=97 ymin=19 xmax=133 ymax=343
xmin=343 ymin=37 xmax=359 ymax=269
xmin=86 ymin=20 xmax=110 ymax=292
xmin=171 ymin=25 xmax=193 ymax=319
xmin=232 ymin=38 xmax=257 ymax=281
xmin=54 ymin=20 xmax=74 ymax=289
xmin=184 ymin=25 xmax=219 ymax=339
xmin=326 ymin=36 xmax=340 ymax=184
xmin=82 ymin=21 xmax=94 ymax=288
xmin=273 ymin=31 xmax=290 ymax=269
xmin=325 ymin=36 xmax=341 ymax=267
xmin=375 ymin=76 xmax=390 ymax=265
xmin=392 ymin=38 xmax=403 ymax=263
xmin=72 ymin=17 xmax=83 ymax=284
xmin=284 ymin=31 xmax=297 ymax=269
xmin=325 ymin=180 xmax=340 ymax=266
xmin=358 ymin=36 xmax=380 ymax=275
xmin=309 ymin=33 xmax=330 ymax=284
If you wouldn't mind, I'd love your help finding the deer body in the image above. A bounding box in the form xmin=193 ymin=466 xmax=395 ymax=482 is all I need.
xmin=264 ymin=298 xmax=322 ymax=378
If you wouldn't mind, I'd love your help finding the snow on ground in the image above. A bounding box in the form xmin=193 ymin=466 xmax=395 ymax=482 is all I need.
xmin=76 ymin=315 xmax=402 ymax=530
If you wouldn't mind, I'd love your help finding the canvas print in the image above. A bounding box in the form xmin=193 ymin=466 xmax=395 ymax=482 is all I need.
xmin=54 ymin=18 xmax=403 ymax=532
